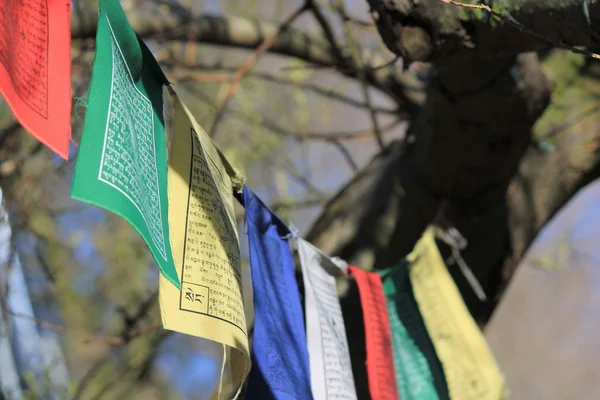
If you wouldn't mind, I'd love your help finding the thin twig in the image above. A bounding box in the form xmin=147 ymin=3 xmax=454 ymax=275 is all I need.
xmin=539 ymin=103 xmax=600 ymax=140
xmin=280 ymin=56 xmax=399 ymax=73
xmin=439 ymin=0 xmax=600 ymax=60
xmin=184 ymin=80 xmax=402 ymax=177
xmin=261 ymin=115 xmax=402 ymax=141
xmin=189 ymin=86 xmax=327 ymax=199
xmin=306 ymin=0 xmax=347 ymax=66
xmin=163 ymin=62 xmax=400 ymax=114
xmin=208 ymin=3 xmax=309 ymax=138
xmin=345 ymin=15 xmax=375 ymax=27
xmin=167 ymin=68 xmax=230 ymax=83
xmin=7 ymin=309 xmax=161 ymax=345
xmin=333 ymin=0 xmax=386 ymax=150
xmin=328 ymin=139 xmax=359 ymax=171
xmin=369 ymin=56 xmax=400 ymax=71
xmin=88 ymin=331 xmax=171 ymax=400
xmin=181 ymin=78 xmax=404 ymax=141
xmin=72 ymin=359 xmax=107 ymax=400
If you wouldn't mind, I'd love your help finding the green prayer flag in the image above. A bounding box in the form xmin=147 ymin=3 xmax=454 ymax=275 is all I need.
xmin=71 ymin=0 xmax=179 ymax=288
xmin=380 ymin=261 xmax=449 ymax=400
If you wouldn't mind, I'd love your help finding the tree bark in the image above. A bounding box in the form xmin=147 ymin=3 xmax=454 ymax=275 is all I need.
xmin=308 ymin=52 xmax=550 ymax=321
xmin=70 ymin=7 xmax=425 ymax=110
xmin=507 ymin=50 xmax=600 ymax=275
xmin=367 ymin=0 xmax=600 ymax=63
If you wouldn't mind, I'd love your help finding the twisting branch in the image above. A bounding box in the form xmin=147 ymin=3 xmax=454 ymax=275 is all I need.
xmin=368 ymin=0 xmax=600 ymax=62
xmin=166 ymin=67 xmax=230 ymax=83
xmin=328 ymin=139 xmax=359 ymax=171
xmin=87 ymin=331 xmax=172 ymax=400
xmin=71 ymin=10 xmax=425 ymax=112
xmin=306 ymin=0 xmax=347 ymax=66
xmin=439 ymin=0 xmax=600 ymax=60
xmin=180 ymin=78 xmax=403 ymax=141
xmin=279 ymin=55 xmax=400 ymax=73
xmin=367 ymin=56 xmax=400 ymax=71
xmin=332 ymin=0 xmax=386 ymax=150
xmin=208 ymin=3 xmax=310 ymax=138
xmin=258 ymin=113 xmax=403 ymax=142
xmin=187 ymin=83 xmax=328 ymax=198
xmin=6 ymin=309 xmax=161 ymax=345
xmin=157 ymin=54 xmax=402 ymax=114
xmin=180 ymin=79 xmax=402 ymax=179
xmin=270 ymin=197 xmax=326 ymax=212
xmin=69 ymin=295 xmax=168 ymax=400
xmin=72 ymin=358 xmax=107 ymax=400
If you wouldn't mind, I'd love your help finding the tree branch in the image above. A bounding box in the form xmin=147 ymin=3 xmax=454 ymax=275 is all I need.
xmin=306 ymin=0 xmax=348 ymax=66
xmin=328 ymin=138 xmax=360 ymax=172
xmin=440 ymin=0 xmax=600 ymax=59
xmin=506 ymin=50 xmax=600 ymax=282
xmin=208 ymin=3 xmax=310 ymax=138
xmin=308 ymin=52 xmax=551 ymax=322
xmin=180 ymin=78 xmax=403 ymax=141
xmin=161 ymin=59 xmax=401 ymax=114
xmin=70 ymin=9 xmax=425 ymax=111
xmin=367 ymin=0 xmax=600 ymax=63
xmin=333 ymin=0 xmax=387 ymax=150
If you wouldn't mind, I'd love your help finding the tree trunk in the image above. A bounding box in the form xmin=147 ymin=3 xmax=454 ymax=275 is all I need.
xmin=308 ymin=51 xmax=551 ymax=319
xmin=308 ymin=0 xmax=600 ymax=330
xmin=366 ymin=0 xmax=600 ymax=63
xmin=304 ymin=3 xmax=600 ymax=388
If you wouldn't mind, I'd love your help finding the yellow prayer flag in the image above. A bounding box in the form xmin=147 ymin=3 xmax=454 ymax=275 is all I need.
xmin=159 ymin=88 xmax=250 ymax=399
xmin=408 ymin=228 xmax=508 ymax=400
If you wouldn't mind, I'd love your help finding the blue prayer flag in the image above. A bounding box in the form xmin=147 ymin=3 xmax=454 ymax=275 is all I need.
xmin=240 ymin=187 xmax=313 ymax=400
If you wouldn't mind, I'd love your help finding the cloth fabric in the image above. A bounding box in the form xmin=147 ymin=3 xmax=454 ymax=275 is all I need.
xmin=0 ymin=0 xmax=72 ymax=158
xmin=241 ymin=187 xmax=313 ymax=400
xmin=71 ymin=0 xmax=179 ymax=286
xmin=349 ymin=266 xmax=399 ymax=400
xmin=296 ymin=238 xmax=357 ymax=399
xmin=380 ymin=261 xmax=449 ymax=400
xmin=408 ymin=229 xmax=506 ymax=400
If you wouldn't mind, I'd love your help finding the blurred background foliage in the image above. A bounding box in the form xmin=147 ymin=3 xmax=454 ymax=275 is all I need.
xmin=1 ymin=0 xmax=404 ymax=398
xmin=2 ymin=0 xmax=600 ymax=398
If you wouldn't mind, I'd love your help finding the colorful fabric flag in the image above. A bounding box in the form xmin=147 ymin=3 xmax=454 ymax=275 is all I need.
xmin=240 ymin=187 xmax=313 ymax=400
xmin=71 ymin=0 xmax=179 ymax=287
xmin=296 ymin=238 xmax=357 ymax=400
xmin=0 ymin=0 xmax=71 ymax=158
xmin=381 ymin=261 xmax=448 ymax=400
xmin=158 ymin=88 xmax=250 ymax=398
xmin=349 ymin=266 xmax=399 ymax=400
xmin=408 ymin=229 xmax=507 ymax=400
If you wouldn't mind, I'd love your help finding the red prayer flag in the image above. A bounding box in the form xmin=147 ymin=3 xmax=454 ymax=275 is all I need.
xmin=349 ymin=266 xmax=400 ymax=400
xmin=0 ymin=0 xmax=71 ymax=159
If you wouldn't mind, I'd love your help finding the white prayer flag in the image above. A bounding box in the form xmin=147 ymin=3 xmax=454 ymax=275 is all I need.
xmin=296 ymin=238 xmax=358 ymax=400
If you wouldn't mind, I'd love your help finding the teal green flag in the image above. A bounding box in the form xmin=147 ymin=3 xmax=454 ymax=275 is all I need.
xmin=71 ymin=0 xmax=179 ymax=288
xmin=380 ymin=262 xmax=448 ymax=400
